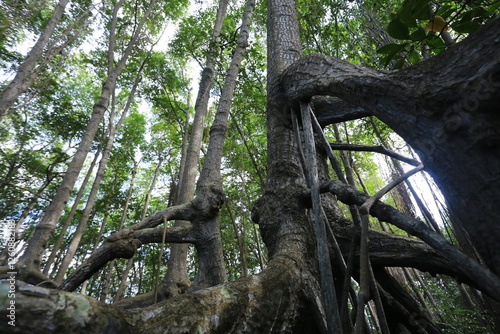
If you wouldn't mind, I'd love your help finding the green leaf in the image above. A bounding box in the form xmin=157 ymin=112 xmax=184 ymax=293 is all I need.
xmin=410 ymin=27 xmax=427 ymax=41
xmin=411 ymin=0 xmax=431 ymax=20
xmin=427 ymin=36 xmax=446 ymax=54
xmin=377 ymin=43 xmax=407 ymax=54
xmin=397 ymin=0 xmax=416 ymax=26
xmin=427 ymin=36 xmax=445 ymax=48
xmin=393 ymin=58 xmax=406 ymax=69
xmin=469 ymin=7 xmax=490 ymax=19
xmin=382 ymin=55 xmax=397 ymax=67
xmin=451 ymin=20 xmax=482 ymax=33
xmin=437 ymin=5 xmax=455 ymax=20
xmin=488 ymin=1 xmax=500 ymax=15
xmin=408 ymin=50 xmax=421 ymax=64
xmin=388 ymin=18 xmax=410 ymax=40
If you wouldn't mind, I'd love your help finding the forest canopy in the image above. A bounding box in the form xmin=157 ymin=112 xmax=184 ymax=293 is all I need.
xmin=0 ymin=0 xmax=499 ymax=333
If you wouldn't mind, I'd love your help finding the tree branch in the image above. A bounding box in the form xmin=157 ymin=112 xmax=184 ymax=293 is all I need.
xmin=322 ymin=180 xmax=500 ymax=302
xmin=329 ymin=143 xmax=421 ymax=167
xmin=310 ymin=96 xmax=371 ymax=126
xmin=299 ymin=102 xmax=343 ymax=333
xmin=59 ymin=224 xmax=196 ymax=292
xmin=282 ymin=16 xmax=500 ymax=138
xmin=106 ymin=202 xmax=194 ymax=241
xmin=2 ymin=256 xmax=311 ymax=333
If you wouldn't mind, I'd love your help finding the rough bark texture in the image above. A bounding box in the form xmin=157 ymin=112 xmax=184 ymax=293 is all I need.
xmin=1 ymin=1 xmax=499 ymax=333
xmin=282 ymin=16 xmax=500 ymax=274
xmin=162 ymin=0 xmax=229 ymax=300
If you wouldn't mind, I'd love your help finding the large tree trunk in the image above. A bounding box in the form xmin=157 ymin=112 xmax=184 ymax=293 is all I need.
xmin=281 ymin=16 xmax=500 ymax=275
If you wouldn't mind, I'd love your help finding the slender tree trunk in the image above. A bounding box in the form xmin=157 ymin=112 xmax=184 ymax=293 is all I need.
xmin=0 ymin=171 xmax=57 ymax=265
xmin=115 ymin=258 xmax=134 ymax=301
xmin=100 ymin=260 xmax=115 ymax=302
xmin=7 ymin=0 xmax=158 ymax=284
xmin=252 ymin=222 xmax=266 ymax=270
xmin=42 ymin=147 xmax=101 ymax=275
xmin=115 ymin=156 xmax=162 ymax=301
xmin=0 ymin=0 xmax=70 ymax=120
xmin=78 ymin=201 xmax=112 ymax=295
xmin=54 ymin=63 xmax=142 ymax=283
xmin=181 ymin=0 xmax=255 ymax=292
xmin=232 ymin=118 xmax=266 ymax=189
xmin=160 ymin=0 xmax=229 ymax=299
xmin=226 ymin=202 xmax=248 ymax=277
xmin=99 ymin=158 xmax=140 ymax=299
xmin=53 ymin=112 xmax=117 ymax=284
xmin=142 ymin=159 xmax=163 ymax=221
xmin=175 ymin=90 xmax=191 ymax=201
xmin=13 ymin=174 xmax=58 ymax=235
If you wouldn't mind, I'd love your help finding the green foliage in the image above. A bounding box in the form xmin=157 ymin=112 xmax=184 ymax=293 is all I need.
xmin=1 ymin=0 xmax=496 ymax=329
xmin=0 ymin=54 xmax=99 ymax=220
xmin=416 ymin=274 xmax=494 ymax=334
xmin=378 ymin=0 xmax=498 ymax=69
xmin=170 ymin=8 xmax=216 ymax=64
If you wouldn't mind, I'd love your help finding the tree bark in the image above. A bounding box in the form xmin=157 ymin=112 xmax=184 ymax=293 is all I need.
xmin=161 ymin=0 xmax=229 ymax=299
xmin=42 ymin=147 xmax=101 ymax=276
xmin=0 ymin=0 xmax=159 ymax=285
xmin=53 ymin=57 xmax=143 ymax=284
xmin=282 ymin=16 xmax=500 ymax=275
xmin=0 ymin=0 xmax=70 ymax=121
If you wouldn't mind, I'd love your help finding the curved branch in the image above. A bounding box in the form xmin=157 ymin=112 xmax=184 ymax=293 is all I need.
xmin=310 ymin=96 xmax=371 ymax=126
xmin=361 ymin=229 xmax=471 ymax=284
xmin=107 ymin=202 xmax=195 ymax=241
xmin=2 ymin=257 xmax=312 ymax=334
xmin=60 ymin=184 xmax=227 ymax=292
xmin=59 ymin=224 xmax=197 ymax=292
xmin=282 ymin=16 xmax=500 ymax=134
xmin=323 ymin=180 xmax=500 ymax=302
xmin=58 ymin=238 xmax=142 ymax=291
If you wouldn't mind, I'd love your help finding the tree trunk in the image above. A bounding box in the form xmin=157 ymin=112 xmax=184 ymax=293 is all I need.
xmin=2 ymin=1 xmax=500 ymax=333
xmin=115 ymin=156 xmax=164 ymax=302
xmin=0 ymin=0 xmax=70 ymax=121
xmin=54 ymin=64 xmax=143 ymax=284
xmin=281 ymin=16 xmax=500 ymax=275
xmin=42 ymin=146 xmax=101 ymax=275
xmin=161 ymin=0 xmax=229 ymax=300
xmin=227 ymin=202 xmax=248 ymax=277
xmin=0 ymin=168 xmax=58 ymax=265
xmin=1 ymin=0 xmax=159 ymax=285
